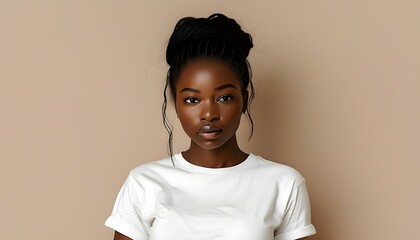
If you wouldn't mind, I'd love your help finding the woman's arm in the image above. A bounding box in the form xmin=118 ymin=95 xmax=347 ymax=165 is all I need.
xmin=113 ymin=231 xmax=132 ymax=240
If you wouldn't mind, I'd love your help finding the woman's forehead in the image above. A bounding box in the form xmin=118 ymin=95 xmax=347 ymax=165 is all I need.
xmin=176 ymin=59 xmax=241 ymax=89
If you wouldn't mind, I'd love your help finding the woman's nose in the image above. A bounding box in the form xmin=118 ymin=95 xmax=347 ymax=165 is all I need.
xmin=200 ymin=100 xmax=220 ymax=122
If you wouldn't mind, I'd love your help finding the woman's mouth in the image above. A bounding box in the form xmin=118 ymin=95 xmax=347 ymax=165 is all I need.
xmin=198 ymin=125 xmax=222 ymax=138
xmin=199 ymin=125 xmax=222 ymax=132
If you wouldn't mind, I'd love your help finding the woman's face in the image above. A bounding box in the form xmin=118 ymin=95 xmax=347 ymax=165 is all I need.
xmin=175 ymin=58 xmax=246 ymax=150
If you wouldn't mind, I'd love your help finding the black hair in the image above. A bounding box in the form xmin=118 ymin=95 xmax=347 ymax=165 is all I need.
xmin=162 ymin=13 xmax=255 ymax=165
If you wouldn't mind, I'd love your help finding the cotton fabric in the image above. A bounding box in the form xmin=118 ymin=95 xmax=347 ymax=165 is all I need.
xmin=105 ymin=153 xmax=316 ymax=240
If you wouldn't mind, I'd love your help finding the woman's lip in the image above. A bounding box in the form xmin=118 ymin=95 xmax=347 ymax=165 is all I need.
xmin=199 ymin=125 xmax=222 ymax=133
xmin=198 ymin=130 xmax=222 ymax=139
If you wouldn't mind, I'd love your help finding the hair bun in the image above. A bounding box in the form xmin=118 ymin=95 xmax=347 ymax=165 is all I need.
xmin=166 ymin=13 xmax=253 ymax=66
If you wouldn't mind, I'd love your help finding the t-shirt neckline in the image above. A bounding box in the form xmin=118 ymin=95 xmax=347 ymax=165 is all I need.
xmin=174 ymin=152 xmax=255 ymax=174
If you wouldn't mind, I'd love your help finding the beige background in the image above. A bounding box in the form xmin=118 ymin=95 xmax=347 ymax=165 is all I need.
xmin=1 ymin=0 xmax=419 ymax=239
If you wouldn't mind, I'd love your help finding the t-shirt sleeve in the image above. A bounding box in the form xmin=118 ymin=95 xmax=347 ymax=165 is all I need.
xmin=105 ymin=173 xmax=150 ymax=240
xmin=274 ymin=180 xmax=316 ymax=240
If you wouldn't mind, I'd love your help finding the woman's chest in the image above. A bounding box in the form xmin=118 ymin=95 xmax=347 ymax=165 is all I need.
xmin=144 ymin=174 xmax=281 ymax=240
xmin=149 ymin=204 xmax=275 ymax=240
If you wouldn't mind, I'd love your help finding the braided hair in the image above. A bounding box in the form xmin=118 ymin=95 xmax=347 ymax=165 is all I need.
xmin=162 ymin=13 xmax=255 ymax=165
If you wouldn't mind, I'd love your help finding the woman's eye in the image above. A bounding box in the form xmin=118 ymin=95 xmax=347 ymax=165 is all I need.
xmin=218 ymin=95 xmax=233 ymax=102
xmin=184 ymin=97 xmax=199 ymax=104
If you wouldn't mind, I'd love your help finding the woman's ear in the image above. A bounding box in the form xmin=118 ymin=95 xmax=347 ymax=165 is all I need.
xmin=242 ymin=91 xmax=248 ymax=113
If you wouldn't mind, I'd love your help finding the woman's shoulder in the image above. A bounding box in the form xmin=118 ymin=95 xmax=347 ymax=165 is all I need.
xmin=128 ymin=155 xmax=175 ymax=177
xmin=250 ymin=153 xmax=306 ymax=185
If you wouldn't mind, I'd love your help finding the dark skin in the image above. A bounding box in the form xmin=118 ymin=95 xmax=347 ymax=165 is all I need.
xmin=112 ymin=58 xmax=315 ymax=240
xmin=175 ymin=58 xmax=248 ymax=168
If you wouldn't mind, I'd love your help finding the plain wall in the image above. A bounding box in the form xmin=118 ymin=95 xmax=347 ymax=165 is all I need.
xmin=1 ymin=0 xmax=419 ymax=239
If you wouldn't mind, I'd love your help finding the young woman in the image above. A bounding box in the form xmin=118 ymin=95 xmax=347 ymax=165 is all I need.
xmin=105 ymin=13 xmax=316 ymax=240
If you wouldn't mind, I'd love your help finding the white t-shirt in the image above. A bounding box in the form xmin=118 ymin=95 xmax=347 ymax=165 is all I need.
xmin=105 ymin=153 xmax=316 ymax=240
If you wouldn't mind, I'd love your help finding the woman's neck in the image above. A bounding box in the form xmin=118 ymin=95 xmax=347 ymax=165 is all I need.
xmin=182 ymin=135 xmax=248 ymax=168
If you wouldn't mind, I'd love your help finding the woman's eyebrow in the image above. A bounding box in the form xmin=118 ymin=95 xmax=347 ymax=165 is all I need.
xmin=180 ymin=88 xmax=201 ymax=93
xmin=180 ymin=84 xmax=237 ymax=93
xmin=215 ymin=84 xmax=237 ymax=91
